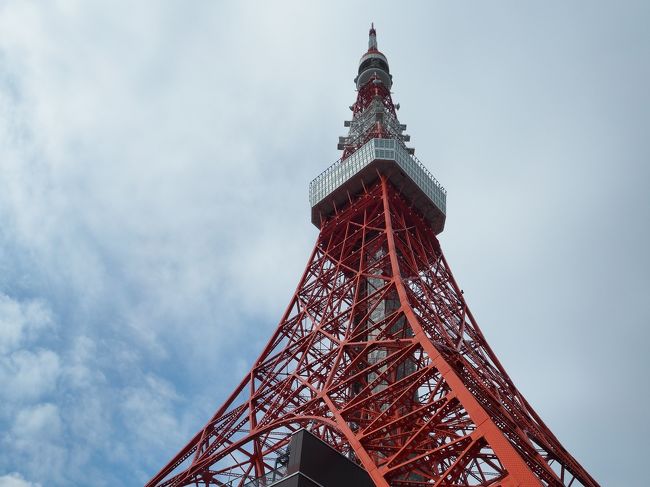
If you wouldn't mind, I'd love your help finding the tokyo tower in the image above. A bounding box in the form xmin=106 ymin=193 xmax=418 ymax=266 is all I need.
xmin=146 ymin=25 xmax=598 ymax=487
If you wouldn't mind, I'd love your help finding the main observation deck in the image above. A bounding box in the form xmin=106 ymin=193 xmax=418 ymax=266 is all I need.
xmin=309 ymin=138 xmax=447 ymax=234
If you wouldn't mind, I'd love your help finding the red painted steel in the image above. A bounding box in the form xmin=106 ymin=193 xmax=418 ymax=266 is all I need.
xmin=147 ymin=179 xmax=598 ymax=487
xmin=146 ymin=26 xmax=598 ymax=487
xmin=342 ymin=75 xmax=397 ymax=160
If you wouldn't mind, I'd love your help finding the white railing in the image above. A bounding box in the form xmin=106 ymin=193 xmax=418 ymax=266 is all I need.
xmin=309 ymin=138 xmax=446 ymax=214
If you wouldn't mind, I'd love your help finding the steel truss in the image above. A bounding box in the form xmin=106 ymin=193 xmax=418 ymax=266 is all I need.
xmin=146 ymin=178 xmax=598 ymax=487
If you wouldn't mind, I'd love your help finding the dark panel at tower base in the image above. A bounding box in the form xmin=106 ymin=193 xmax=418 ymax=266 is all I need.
xmin=270 ymin=473 xmax=321 ymax=487
xmin=273 ymin=430 xmax=374 ymax=487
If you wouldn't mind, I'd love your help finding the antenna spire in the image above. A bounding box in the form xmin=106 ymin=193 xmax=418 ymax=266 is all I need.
xmin=368 ymin=22 xmax=377 ymax=51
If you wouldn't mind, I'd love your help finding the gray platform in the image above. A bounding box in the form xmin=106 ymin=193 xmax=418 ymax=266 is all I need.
xmin=309 ymin=138 xmax=446 ymax=234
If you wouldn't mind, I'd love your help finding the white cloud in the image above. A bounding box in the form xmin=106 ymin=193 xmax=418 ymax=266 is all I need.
xmin=4 ymin=403 xmax=66 ymax=483
xmin=0 ymin=472 xmax=42 ymax=487
xmin=11 ymin=403 xmax=62 ymax=440
xmin=0 ymin=294 xmax=53 ymax=354
xmin=120 ymin=375 xmax=181 ymax=450
xmin=61 ymin=336 xmax=103 ymax=390
xmin=0 ymin=349 xmax=60 ymax=401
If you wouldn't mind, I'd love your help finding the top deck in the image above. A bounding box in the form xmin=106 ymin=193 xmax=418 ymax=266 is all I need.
xmin=309 ymin=138 xmax=447 ymax=234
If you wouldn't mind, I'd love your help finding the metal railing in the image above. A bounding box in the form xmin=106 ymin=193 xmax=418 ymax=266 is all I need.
xmin=224 ymin=463 xmax=289 ymax=487
xmin=309 ymin=138 xmax=446 ymax=215
xmin=221 ymin=447 xmax=290 ymax=487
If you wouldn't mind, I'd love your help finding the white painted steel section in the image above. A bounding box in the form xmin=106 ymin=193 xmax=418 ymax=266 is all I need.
xmin=309 ymin=138 xmax=446 ymax=214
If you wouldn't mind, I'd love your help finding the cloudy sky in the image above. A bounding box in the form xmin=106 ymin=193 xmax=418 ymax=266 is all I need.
xmin=0 ymin=1 xmax=648 ymax=486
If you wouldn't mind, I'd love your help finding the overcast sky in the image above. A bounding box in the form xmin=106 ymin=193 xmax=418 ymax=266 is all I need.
xmin=0 ymin=2 xmax=648 ymax=486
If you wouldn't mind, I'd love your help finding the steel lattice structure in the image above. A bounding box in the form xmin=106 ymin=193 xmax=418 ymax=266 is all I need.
xmin=147 ymin=26 xmax=598 ymax=487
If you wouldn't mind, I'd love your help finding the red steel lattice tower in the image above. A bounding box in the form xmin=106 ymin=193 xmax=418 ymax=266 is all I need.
xmin=147 ymin=26 xmax=599 ymax=487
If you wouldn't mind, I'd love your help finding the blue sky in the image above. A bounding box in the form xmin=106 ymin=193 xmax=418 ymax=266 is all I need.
xmin=0 ymin=2 xmax=648 ymax=486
